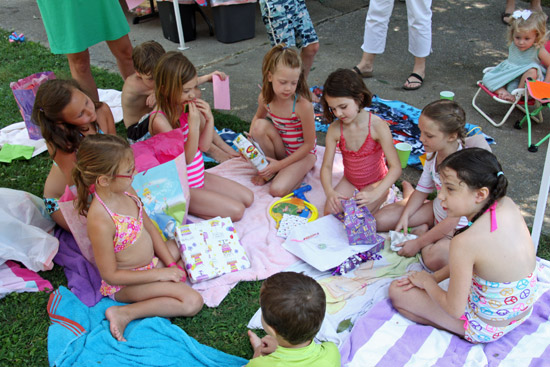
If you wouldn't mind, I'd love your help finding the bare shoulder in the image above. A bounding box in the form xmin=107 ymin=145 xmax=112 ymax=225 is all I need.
xmin=369 ymin=113 xmax=390 ymax=139
xmin=326 ymin=120 xmax=340 ymax=140
xmin=295 ymin=95 xmax=313 ymax=111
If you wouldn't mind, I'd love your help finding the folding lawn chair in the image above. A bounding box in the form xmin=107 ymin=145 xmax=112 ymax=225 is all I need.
xmin=471 ymin=67 xmax=530 ymax=127
xmin=513 ymin=79 xmax=550 ymax=152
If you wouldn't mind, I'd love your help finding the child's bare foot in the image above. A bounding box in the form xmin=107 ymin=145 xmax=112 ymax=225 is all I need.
xmin=251 ymin=175 xmax=268 ymax=186
xmin=411 ymin=224 xmax=429 ymax=236
xmin=402 ymin=180 xmax=414 ymax=200
xmin=495 ymin=88 xmax=515 ymax=102
xmin=206 ymin=145 xmax=236 ymax=163
xmin=105 ymin=306 xmax=130 ymax=342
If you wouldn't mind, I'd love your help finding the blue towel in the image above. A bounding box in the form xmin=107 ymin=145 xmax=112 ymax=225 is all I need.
xmin=48 ymin=286 xmax=248 ymax=367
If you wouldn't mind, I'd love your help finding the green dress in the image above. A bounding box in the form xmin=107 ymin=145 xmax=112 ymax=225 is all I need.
xmin=37 ymin=0 xmax=130 ymax=54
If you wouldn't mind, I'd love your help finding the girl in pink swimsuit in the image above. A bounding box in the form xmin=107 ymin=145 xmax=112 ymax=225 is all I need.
xmin=320 ymin=69 xmax=403 ymax=216
xmin=250 ymin=44 xmax=317 ymax=197
xmin=73 ymin=134 xmax=203 ymax=342
xmin=147 ymin=51 xmax=253 ymax=222
xmin=390 ymin=148 xmax=538 ymax=344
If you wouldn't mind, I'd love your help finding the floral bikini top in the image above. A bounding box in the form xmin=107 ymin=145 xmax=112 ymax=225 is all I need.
xmin=95 ymin=192 xmax=143 ymax=253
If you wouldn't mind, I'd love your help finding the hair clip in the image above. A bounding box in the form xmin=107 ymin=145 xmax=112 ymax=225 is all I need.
xmin=39 ymin=107 xmax=44 ymax=112
xmin=497 ymin=171 xmax=504 ymax=177
xmin=512 ymin=9 xmax=532 ymax=20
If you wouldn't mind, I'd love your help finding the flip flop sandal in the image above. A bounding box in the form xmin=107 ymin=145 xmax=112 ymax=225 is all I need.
xmin=403 ymin=73 xmax=424 ymax=91
xmin=352 ymin=66 xmax=373 ymax=78
xmin=501 ymin=12 xmax=512 ymax=25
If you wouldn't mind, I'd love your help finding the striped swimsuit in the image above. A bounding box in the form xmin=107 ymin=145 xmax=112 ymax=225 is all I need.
xmin=150 ymin=110 xmax=205 ymax=188
xmin=267 ymin=94 xmax=316 ymax=156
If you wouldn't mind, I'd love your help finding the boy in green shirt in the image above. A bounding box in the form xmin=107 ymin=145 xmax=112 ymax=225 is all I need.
xmin=247 ymin=272 xmax=340 ymax=366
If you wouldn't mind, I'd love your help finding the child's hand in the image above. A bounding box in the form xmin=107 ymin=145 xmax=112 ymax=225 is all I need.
xmin=408 ymin=270 xmax=434 ymax=290
xmin=397 ymin=238 xmax=421 ymax=257
xmin=395 ymin=215 xmax=409 ymax=234
xmin=187 ymin=100 xmax=201 ymax=130
xmin=326 ymin=190 xmax=347 ymax=214
xmin=146 ymin=93 xmax=157 ymax=108
xmin=159 ymin=266 xmax=186 ymax=283
xmin=210 ymin=70 xmax=227 ymax=81
xmin=394 ymin=276 xmax=416 ymax=291
xmin=248 ymin=330 xmax=277 ymax=358
xmin=193 ymin=98 xmax=214 ymax=126
xmin=355 ymin=190 xmax=378 ymax=208
xmin=258 ymin=157 xmax=282 ymax=178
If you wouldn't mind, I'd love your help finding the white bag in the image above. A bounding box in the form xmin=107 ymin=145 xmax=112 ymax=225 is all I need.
xmin=0 ymin=188 xmax=58 ymax=271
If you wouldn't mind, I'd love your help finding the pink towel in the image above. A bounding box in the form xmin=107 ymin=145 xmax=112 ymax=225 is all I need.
xmin=189 ymin=146 xmax=344 ymax=306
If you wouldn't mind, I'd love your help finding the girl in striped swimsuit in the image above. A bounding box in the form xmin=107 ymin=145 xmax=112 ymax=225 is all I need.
xmin=320 ymin=69 xmax=403 ymax=216
xmin=148 ymin=52 xmax=253 ymax=221
xmin=250 ymin=44 xmax=317 ymax=197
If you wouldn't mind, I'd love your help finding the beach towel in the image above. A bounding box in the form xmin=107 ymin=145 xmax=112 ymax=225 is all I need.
xmin=47 ymin=286 xmax=248 ymax=367
xmin=248 ymin=241 xmax=422 ymax=346
xmin=187 ymin=146 xmax=344 ymax=307
xmin=0 ymin=260 xmax=52 ymax=299
xmin=340 ymin=258 xmax=550 ymax=367
xmin=53 ymin=227 xmax=102 ymax=307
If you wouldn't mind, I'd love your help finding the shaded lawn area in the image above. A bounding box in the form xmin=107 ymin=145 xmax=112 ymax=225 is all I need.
xmin=1 ymin=29 xmax=549 ymax=366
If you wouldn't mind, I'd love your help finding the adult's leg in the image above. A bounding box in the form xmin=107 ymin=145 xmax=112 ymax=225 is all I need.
xmin=301 ymin=42 xmax=319 ymax=80
xmin=67 ymin=50 xmax=99 ymax=100
xmin=403 ymin=0 xmax=431 ymax=89
xmin=355 ymin=0 xmax=394 ymax=74
xmin=106 ymin=34 xmax=135 ymax=80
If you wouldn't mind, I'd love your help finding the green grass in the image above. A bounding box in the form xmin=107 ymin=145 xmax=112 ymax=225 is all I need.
xmin=1 ymin=27 xmax=550 ymax=366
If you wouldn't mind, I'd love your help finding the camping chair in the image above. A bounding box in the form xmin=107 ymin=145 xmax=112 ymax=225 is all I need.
xmin=514 ymin=79 xmax=550 ymax=152
xmin=472 ymin=67 xmax=533 ymax=127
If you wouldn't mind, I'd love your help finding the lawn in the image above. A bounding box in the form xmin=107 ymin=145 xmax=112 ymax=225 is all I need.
xmin=1 ymin=27 xmax=549 ymax=366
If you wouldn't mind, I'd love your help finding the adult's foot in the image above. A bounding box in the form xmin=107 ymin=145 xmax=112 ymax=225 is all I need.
xmin=105 ymin=306 xmax=131 ymax=342
xmin=403 ymin=73 xmax=424 ymax=91
xmin=352 ymin=65 xmax=373 ymax=78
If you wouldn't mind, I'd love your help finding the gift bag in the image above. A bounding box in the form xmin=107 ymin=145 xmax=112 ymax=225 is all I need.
xmin=338 ymin=193 xmax=384 ymax=247
xmin=10 ymin=71 xmax=56 ymax=140
xmin=131 ymin=128 xmax=190 ymax=239
xmin=58 ymin=185 xmax=96 ymax=266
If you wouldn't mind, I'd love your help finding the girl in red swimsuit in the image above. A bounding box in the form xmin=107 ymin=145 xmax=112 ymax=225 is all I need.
xmin=73 ymin=134 xmax=203 ymax=342
xmin=320 ymin=69 xmax=403 ymax=215
xmin=250 ymin=44 xmax=317 ymax=197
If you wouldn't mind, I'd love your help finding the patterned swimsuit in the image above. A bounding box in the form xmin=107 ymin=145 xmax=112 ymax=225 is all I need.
xmin=267 ymin=94 xmax=316 ymax=156
xmin=95 ymin=191 xmax=156 ymax=299
xmin=461 ymin=203 xmax=538 ymax=343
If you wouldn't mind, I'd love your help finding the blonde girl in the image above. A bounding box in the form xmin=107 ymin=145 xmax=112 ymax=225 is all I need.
xmin=73 ymin=134 xmax=203 ymax=342
xmin=147 ymin=51 xmax=253 ymax=221
xmin=320 ymin=68 xmax=403 ymax=216
xmin=482 ymin=10 xmax=550 ymax=102
xmin=375 ymin=100 xmax=470 ymax=272
xmin=32 ymin=79 xmax=116 ymax=231
xmin=250 ymin=44 xmax=317 ymax=197
xmin=390 ymin=148 xmax=537 ymax=344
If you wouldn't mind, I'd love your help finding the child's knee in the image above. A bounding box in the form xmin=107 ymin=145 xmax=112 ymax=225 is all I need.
xmin=388 ymin=280 xmax=405 ymax=307
xmin=250 ymin=119 xmax=269 ymax=138
xmin=269 ymin=183 xmax=290 ymax=198
xmin=420 ymin=248 xmax=447 ymax=272
xmin=243 ymin=189 xmax=254 ymax=208
xmin=185 ymin=291 xmax=204 ymax=316
xmin=228 ymin=203 xmax=247 ymax=222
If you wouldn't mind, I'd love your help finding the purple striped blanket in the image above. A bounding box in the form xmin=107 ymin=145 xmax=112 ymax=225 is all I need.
xmin=340 ymin=260 xmax=550 ymax=367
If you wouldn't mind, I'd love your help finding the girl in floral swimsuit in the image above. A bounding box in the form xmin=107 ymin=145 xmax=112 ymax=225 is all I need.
xmin=390 ymin=148 xmax=538 ymax=344
xmin=320 ymin=69 xmax=403 ymax=216
xmin=72 ymin=134 xmax=203 ymax=342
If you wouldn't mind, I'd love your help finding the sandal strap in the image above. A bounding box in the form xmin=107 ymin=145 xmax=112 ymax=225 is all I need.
xmin=408 ymin=73 xmax=424 ymax=83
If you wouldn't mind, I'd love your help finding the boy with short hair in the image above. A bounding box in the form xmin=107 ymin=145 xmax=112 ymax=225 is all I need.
xmin=122 ymin=40 xmax=165 ymax=141
xmin=247 ymin=272 xmax=340 ymax=366
xmin=122 ymin=41 xmax=239 ymax=161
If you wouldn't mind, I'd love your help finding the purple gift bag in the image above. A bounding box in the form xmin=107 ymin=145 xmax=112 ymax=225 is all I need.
xmin=339 ymin=192 xmax=383 ymax=246
xmin=10 ymin=71 xmax=56 ymax=140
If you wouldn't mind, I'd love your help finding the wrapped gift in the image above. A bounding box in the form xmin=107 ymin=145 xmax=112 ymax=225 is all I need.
xmin=174 ymin=217 xmax=250 ymax=283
